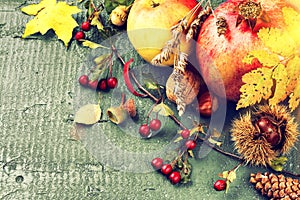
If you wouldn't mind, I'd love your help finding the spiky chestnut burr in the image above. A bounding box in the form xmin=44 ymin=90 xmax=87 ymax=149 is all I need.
xmin=231 ymin=104 xmax=299 ymax=166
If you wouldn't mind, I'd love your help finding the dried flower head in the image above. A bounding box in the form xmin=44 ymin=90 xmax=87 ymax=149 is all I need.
xmin=231 ymin=104 xmax=299 ymax=166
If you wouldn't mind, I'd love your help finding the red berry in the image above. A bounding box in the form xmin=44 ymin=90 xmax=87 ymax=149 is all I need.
xmin=88 ymin=80 xmax=98 ymax=90
xmin=161 ymin=164 xmax=173 ymax=175
xmin=75 ymin=31 xmax=85 ymax=41
xmin=185 ymin=140 xmax=197 ymax=150
xmin=81 ymin=21 xmax=91 ymax=31
xmin=181 ymin=129 xmax=190 ymax=139
xmin=78 ymin=75 xmax=89 ymax=86
xmin=139 ymin=124 xmax=151 ymax=137
xmin=169 ymin=171 xmax=181 ymax=184
xmin=149 ymin=119 xmax=161 ymax=131
xmin=214 ymin=179 xmax=227 ymax=191
xmin=97 ymin=79 xmax=108 ymax=91
xmin=151 ymin=157 xmax=163 ymax=170
xmin=107 ymin=77 xmax=118 ymax=89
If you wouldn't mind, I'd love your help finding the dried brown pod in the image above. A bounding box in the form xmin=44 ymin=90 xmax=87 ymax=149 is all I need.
xmin=166 ymin=65 xmax=201 ymax=116
xmin=123 ymin=98 xmax=136 ymax=117
xmin=231 ymin=104 xmax=299 ymax=166
xmin=250 ymin=172 xmax=300 ymax=199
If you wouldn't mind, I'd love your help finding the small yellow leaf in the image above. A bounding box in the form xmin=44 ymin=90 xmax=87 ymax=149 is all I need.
xmin=153 ymin=102 xmax=174 ymax=117
xmin=22 ymin=0 xmax=81 ymax=46
xmin=187 ymin=150 xmax=194 ymax=158
xmin=218 ymin=171 xmax=229 ymax=179
xmin=207 ymin=137 xmax=222 ymax=147
xmin=269 ymin=64 xmax=288 ymax=106
xmin=289 ymin=81 xmax=300 ymax=111
xmin=91 ymin=11 xmax=104 ymax=31
xmin=237 ymin=67 xmax=273 ymax=110
xmin=190 ymin=125 xmax=205 ymax=135
xmin=81 ymin=39 xmax=109 ymax=49
xmin=74 ymin=104 xmax=101 ymax=125
xmin=242 ymin=50 xmax=280 ymax=67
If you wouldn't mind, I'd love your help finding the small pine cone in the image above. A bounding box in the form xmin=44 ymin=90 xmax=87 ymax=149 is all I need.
xmin=250 ymin=172 xmax=300 ymax=200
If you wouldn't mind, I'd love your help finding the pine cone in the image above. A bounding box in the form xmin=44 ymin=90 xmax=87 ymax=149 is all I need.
xmin=250 ymin=172 xmax=300 ymax=199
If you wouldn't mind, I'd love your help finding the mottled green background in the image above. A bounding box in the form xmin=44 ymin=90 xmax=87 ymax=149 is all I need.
xmin=0 ymin=0 xmax=299 ymax=199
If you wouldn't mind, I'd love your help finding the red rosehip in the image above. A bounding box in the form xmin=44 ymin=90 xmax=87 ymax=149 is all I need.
xmin=214 ymin=179 xmax=227 ymax=191
xmin=78 ymin=75 xmax=89 ymax=86
xmin=97 ymin=79 xmax=108 ymax=91
xmin=75 ymin=31 xmax=85 ymax=41
xmin=151 ymin=157 xmax=163 ymax=170
xmin=139 ymin=124 xmax=151 ymax=137
xmin=169 ymin=171 xmax=181 ymax=184
xmin=161 ymin=164 xmax=173 ymax=175
xmin=81 ymin=21 xmax=91 ymax=31
xmin=107 ymin=77 xmax=118 ymax=89
xmin=88 ymin=80 xmax=98 ymax=90
xmin=149 ymin=119 xmax=161 ymax=131
xmin=185 ymin=140 xmax=197 ymax=150
xmin=181 ymin=129 xmax=190 ymax=139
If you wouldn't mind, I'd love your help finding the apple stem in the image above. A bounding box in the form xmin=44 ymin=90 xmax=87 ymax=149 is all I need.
xmin=151 ymin=0 xmax=160 ymax=8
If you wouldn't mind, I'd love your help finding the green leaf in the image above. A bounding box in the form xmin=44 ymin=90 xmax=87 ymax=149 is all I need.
xmin=270 ymin=156 xmax=288 ymax=171
xmin=93 ymin=54 xmax=111 ymax=65
xmin=152 ymin=102 xmax=174 ymax=117
xmin=144 ymin=79 xmax=159 ymax=90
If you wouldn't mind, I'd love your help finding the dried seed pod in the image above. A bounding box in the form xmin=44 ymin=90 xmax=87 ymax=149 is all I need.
xmin=106 ymin=106 xmax=128 ymax=124
xmin=231 ymin=104 xmax=299 ymax=166
xmin=123 ymin=98 xmax=137 ymax=117
xmin=250 ymin=172 xmax=300 ymax=199
xmin=166 ymin=66 xmax=201 ymax=116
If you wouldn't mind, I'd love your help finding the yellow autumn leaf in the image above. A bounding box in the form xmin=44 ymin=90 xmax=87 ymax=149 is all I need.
xmin=74 ymin=104 xmax=102 ymax=125
xmin=286 ymin=56 xmax=300 ymax=94
xmin=21 ymin=0 xmax=81 ymax=47
xmin=282 ymin=7 xmax=300 ymax=47
xmin=242 ymin=50 xmax=280 ymax=67
xmin=81 ymin=39 xmax=109 ymax=49
xmin=237 ymin=67 xmax=273 ymax=110
xmin=240 ymin=7 xmax=300 ymax=110
xmin=289 ymin=81 xmax=300 ymax=111
xmin=268 ymin=64 xmax=288 ymax=106
xmin=91 ymin=11 xmax=104 ymax=31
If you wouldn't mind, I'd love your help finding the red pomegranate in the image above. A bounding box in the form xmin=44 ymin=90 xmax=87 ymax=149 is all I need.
xmin=196 ymin=0 xmax=291 ymax=101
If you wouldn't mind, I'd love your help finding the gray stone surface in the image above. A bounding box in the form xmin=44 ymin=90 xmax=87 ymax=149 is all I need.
xmin=0 ymin=1 xmax=299 ymax=200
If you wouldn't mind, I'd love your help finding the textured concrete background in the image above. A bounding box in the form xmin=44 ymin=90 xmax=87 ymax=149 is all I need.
xmin=0 ymin=0 xmax=299 ymax=199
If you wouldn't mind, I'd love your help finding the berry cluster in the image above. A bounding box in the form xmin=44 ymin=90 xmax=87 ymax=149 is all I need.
xmin=75 ymin=21 xmax=91 ymax=41
xmin=151 ymin=158 xmax=182 ymax=185
xmin=79 ymin=74 xmax=118 ymax=91
xmin=139 ymin=118 xmax=162 ymax=138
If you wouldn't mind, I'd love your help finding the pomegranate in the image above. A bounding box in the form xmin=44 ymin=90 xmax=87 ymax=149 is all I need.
xmin=196 ymin=0 xmax=291 ymax=101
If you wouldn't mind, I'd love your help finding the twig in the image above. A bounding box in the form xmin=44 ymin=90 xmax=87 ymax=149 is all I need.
xmin=130 ymin=72 xmax=159 ymax=102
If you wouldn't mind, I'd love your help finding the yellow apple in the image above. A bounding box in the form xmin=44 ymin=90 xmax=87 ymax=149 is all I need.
xmin=127 ymin=0 xmax=198 ymax=66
